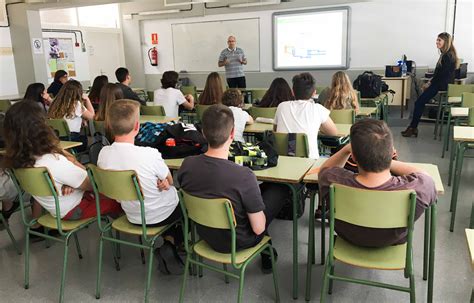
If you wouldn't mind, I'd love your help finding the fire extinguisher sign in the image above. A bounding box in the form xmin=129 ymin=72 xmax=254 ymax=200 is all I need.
xmin=151 ymin=33 xmax=158 ymax=45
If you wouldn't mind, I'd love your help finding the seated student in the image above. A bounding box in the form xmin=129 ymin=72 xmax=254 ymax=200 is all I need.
xmin=115 ymin=67 xmax=145 ymax=105
xmin=318 ymin=119 xmax=437 ymax=247
xmin=257 ymin=77 xmax=294 ymax=108
xmin=48 ymin=80 xmax=95 ymax=152
xmin=98 ymin=99 xmax=183 ymax=271
xmin=47 ymin=70 xmax=68 ymax=97
xmin=88 ymin=75 xmax=109 ymax=109
xmin=154 ymin=71 xmax=194 ymax=117
xmin=24 ymin=82 xmax=53 ymax=112
xmin=198 ymin=72 xmax=224 ymax=105
xmin=221 ymin=88 xmax=253 ymax=143
xmin=320 ymin=71 xmax=359 ymax=112
xmin=95 ymin=83 xmax=123 ymax=122
xmin=274 ymin=72 xmax=338 ymax=159
xmin=2 ymin=102 xmax=122 ymax=228
xmin=177 ymin=104 xmax=285 ymax=273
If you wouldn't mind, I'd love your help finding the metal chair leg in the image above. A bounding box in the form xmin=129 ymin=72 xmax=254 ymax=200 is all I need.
xmin=73 ymin=233 xmax=83 ymax=259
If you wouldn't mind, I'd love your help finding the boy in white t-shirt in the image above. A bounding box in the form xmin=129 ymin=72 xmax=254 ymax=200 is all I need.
xmin=221 ymin=88 xmax=253 ymax=143
xmin=274 ymin=73 xmax=338 ymax=159
xmin=98 ymin=100 xmax=183 ymax=273
xmin=153 ymin=71 xmax=194 ymax=117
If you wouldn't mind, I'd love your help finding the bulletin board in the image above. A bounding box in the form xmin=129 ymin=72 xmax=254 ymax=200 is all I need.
xmin=44 ymin=38 xmax=77 ymax=77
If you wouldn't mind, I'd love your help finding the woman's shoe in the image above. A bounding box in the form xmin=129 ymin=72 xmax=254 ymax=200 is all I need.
xmin=401 ymin=127 xmax=418 ymax=138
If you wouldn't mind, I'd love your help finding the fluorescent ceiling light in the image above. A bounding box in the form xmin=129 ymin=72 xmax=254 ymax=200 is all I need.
xmin=164 ymin=0 xmax=220 ymax=7
xmin=229 ymin=0 xmax=280 ymax=8
xmin=137 ymin=9 xmax=180 ymax=16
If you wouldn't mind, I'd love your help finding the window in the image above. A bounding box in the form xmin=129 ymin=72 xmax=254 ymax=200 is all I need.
xmin=40 ymin=4 xmax=120 ymax=29
xmin=40 ymin=8 xmax=78 ymax=27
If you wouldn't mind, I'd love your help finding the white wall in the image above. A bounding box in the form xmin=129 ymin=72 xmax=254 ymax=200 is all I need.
xmin=139 ymin=0 xmax=472 ymax=76
xmin=0 ymin=27 xmax=19 ymax=96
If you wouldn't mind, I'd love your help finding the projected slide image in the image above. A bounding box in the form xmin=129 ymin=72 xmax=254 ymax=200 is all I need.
xmin=274 ymin=9 xmax=348 ymax=69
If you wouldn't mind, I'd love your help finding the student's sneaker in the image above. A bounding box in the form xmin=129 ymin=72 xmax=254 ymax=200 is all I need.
xmin=314 ymin=208 xmax=330 ymax=224
xmin=154 ymin=240 xmax=184 ymax=275
xmin=261 ymin=247 xmax=278 ymax=274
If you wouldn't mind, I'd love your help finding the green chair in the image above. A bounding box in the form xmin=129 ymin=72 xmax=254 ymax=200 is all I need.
xmin=249 ymin=89 xmax=267 ymax=103
xmin=329 ymin=109 xmax=355 ymax=124
xmin=195 ymin=104 xmax=211 ymax=122
xmin=181 ymin=85 xmax=198 ymax=103
xmin=46 ymin=118 xmax=71 ymax=140
xmin=140 ymin=105 xmax=166 ymax=116
xmin=247 ymin=106 xmax=277 ymax=119
xmin=319 ymin=184 xmax=417 ymax=302
xmin=0 ymin=99 xmax=12 ymax=112
xmin=272 ymin=132 xmax=309 ymax=158
xmin=87 ymin=165 xmax=179 ymax=302
xmin=448 ymin=108 xmax=474 ymax=232
xmin=147 ymin=91 xmax=154 ymax=102
xmin=178 ymin=190 xmax=280 ymax=303
xmin=10 ymin=167 xmax=95 ymax=303
xmin=442 ymin=92 xmax=474 ymax=158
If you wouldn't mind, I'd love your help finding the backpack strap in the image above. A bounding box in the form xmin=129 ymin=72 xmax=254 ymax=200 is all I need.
xmin=287 ymin=133 xmax=296 ymax=157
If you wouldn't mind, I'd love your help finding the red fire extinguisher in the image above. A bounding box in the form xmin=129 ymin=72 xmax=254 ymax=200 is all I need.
xmin=148 ymin=47 xmax=158 ymax=66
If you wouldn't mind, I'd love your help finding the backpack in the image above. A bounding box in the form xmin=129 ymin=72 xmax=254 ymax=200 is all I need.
xmin=135 ymin=122 xmax=171 ymax=147
xmin=155 ymin=122 xmax=208 ymax=159
xmin=257 ymin=131 xmax=278 ymax=167
xmin=89 ymin=132 xmax=110 ymax=165
xmin=353 ymin=71 xmax=383 ymax=98
xmin=260 ymin=182 xmax=306 ymax=220
xmin=228 ymin=141 xmax=269 ymax=170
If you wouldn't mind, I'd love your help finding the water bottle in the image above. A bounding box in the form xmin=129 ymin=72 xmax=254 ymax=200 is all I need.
xmin=401 ymin=60 xmax=407 ymax=77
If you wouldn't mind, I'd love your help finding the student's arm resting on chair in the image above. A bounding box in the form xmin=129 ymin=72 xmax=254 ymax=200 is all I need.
xmin=390 ymin=160 xmax=424 ymax=176
xmin=248 ymin=211 xmax=266 ymax=235
xmin=319 ymin=117 xmax=338 ymax=136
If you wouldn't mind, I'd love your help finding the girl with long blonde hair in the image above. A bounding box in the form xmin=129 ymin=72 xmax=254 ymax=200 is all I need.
xmin=324 ymin=71 xmax=359 ymax=111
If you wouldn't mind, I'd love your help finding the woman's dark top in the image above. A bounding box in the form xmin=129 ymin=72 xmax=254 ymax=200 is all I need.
xmin=47 ymin=81 xmax=63 ymax=97
xmin=431 ymin=53 xmax=456 ymax=91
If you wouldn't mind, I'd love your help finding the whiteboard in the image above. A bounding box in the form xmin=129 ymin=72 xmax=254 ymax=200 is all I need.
xmin=171 ymin=18 xmax=260 ymax=72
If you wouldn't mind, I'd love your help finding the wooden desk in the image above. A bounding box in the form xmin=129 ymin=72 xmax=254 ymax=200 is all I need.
xmin=303 ymin=160 xmax=443 ymax=302
xmin=466 ymin=229 xmax=474 ymax=269
xmin=357 ymin=107 xmax=377 ymax=117
xmin=0 ymin=141 xmax=82 ymax=155
xmin=165 ymin=155 xmax=314 ymax=299
xmin=451 ymin=107 xmax=469 ymax=117
xmin=139 ymin=115 xmax=179 ymax=124
xmin=454 ymin=126 xmax=474 ymax=142
xmin=448 ymin=96 xmax=462 ymax=104
xmin=244 ymin=122 xmax=273 ymax=134
xmin=382 ymin=76 xmax=411 ymax=118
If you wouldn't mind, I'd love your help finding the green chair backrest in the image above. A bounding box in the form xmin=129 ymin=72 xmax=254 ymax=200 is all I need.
xmin=331 ymin=184 xmax=416 ymax=229
xmin=447 ymin=84 xmax=474 ymax=97
xmin=196 ymin=104 xmax=211 ymax=122
xmin=140 ymin=105 xmax=166 ymax=116
xmin=46 ymin=119 xmax=70 ymax=138
xmin=0 ymin=100 xmax=12 ymax=112
xmin=12 ymin=167 xmax=57 ymax=197
xmin=180 ymin=190 xmax=234 ymax=229
xmin=316 ymin=86 xmax=328 ymax=94
xmin=272 ymin=132 xmax=309 ymax=158
xmin=93 ymin=120 xmax=105 ymax=135
xmin=469 ymin=108 xmax=474 ymax=127
xmin=87 ymin=165 xmax=141 ymax=201
xmin=247 ymin=107 xmax=277 ymax=119
xmin=250 ymin=89 xmax=267 ymax=102
xmin=147 ymin=91 xmax=154 ymax=102
xmin=181 ymin=85 xmax=198 ymax=102
xmin=330 ymin=109 xmax=355 ymax=124
xmin=462 ymin=92 xmax=474 ymax=108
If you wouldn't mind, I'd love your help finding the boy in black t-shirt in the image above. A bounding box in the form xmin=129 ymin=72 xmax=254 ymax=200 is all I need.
xmin=177 ymin=104 xmax=283 ymax=273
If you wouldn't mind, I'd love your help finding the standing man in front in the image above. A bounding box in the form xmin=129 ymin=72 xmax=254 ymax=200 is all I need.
xmin=218 ymin=36 xmax=247 ymax=89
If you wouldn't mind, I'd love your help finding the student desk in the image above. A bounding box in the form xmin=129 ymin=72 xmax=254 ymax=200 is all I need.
xmin=139 ymin=115 xmax=180 ymax=124
xmin=442 ymin=107 xmax=470 ymax=158
xmin=360 ymin=93 xmax=389 ymax=121
xmin=465 ymin=229 xmax=474 ymax=302
xmin=165 ymin=156 xmax=315 ymax=299
xmin=303 ymin=161 xmax=443 ymax=302
xmin=357 ymin=107 xmax=378 ymax=118
xmin=449 ymin=126 xmax=474 ymax=232
xmin=243 ymin=123 xmax=352 ymax=137
xmin=0 ymin=141 xmax=82 ymax=155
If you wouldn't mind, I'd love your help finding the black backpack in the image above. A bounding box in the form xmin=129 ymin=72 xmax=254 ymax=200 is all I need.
xmin=89 ymin=132 xmax=110 ymax=165
xmin=353 ymin=71 xmax=383 ymax=98
xmin=155 ymin=123 xmax=208 ymax=159
xmin=257 ymin=131 xmax=279 ymax=167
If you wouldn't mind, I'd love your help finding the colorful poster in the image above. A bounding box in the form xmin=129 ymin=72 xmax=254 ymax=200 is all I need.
xmin=44 ymin=38 xmax=76 ymax=78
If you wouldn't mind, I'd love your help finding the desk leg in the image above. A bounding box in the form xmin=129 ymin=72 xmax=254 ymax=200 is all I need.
xmin=305 ymin=190 xmax=316 ymax=301
xmin=321 ymin=198 xmax=326 ymax=265
xmin=428 ymin=203 xmax=437 ymax=303
xmin=423 ymin=207 xmax=431 ymax=280
xmin=450 ymin=142 xmax=466 ymax=232
xmin=288 ymin=184 xmax=299 ymax=300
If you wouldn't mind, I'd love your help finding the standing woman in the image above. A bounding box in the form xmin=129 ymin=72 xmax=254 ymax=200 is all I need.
xmin=198 ymin=72 xmax=224 ymax=105
xmin=88 ymin=75 xmax=109 ymax=109
xmin=47 ymin=70 xmax=68 ymax=97
xmin=23 ymin=83 xmax=53 ymax=112
xmin=402 ymin=32 xmax=459 ymax=137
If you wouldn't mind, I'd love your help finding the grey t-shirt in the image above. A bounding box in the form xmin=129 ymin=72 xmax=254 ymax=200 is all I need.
xmin=177 ymin=154 xmax=265 ymax=253
xmin=219 ymin=47 xmax=246 ymax=79
xmin=319 ymin=167 xmax=437 ymax=247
